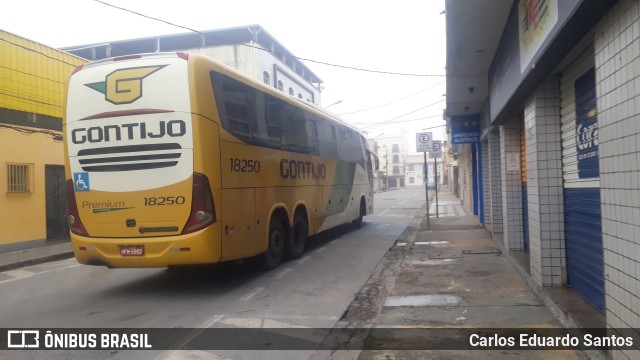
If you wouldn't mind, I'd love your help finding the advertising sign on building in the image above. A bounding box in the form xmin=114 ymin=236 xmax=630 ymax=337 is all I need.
xmin=518 ymin=0 xmax=559 ymax=73
xmin=451 ymin=116 xmax=480 ymax=144
xmin=575 ymin=69 xmax=599 ymax=179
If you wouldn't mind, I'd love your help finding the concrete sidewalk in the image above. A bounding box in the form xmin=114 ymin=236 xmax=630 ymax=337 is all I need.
xmin=331 ymin=191 xmax=599 ymax=360
xmin=0 ymin=239 xmax=74 ymax=273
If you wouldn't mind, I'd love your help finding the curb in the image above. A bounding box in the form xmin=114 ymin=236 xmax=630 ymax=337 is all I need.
xmin=0 ymin=252 xmax=75 ymax=273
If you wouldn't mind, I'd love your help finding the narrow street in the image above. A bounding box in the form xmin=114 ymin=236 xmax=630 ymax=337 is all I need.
xmin=0 ymin=188 xmax=427 ymax=360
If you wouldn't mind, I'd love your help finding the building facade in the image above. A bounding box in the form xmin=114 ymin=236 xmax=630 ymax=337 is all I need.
xmin=372 ymin=134 xmax=408 ymax=190
xmin=404 ymin=154 xmax=444 ymax=187
xmin=446 ymin=1 xmax=640 ymax=358
xmin=0 ymin=30 xmax=86 ymax=248
xmin=62 ymin=25 xmax=323 ymax=105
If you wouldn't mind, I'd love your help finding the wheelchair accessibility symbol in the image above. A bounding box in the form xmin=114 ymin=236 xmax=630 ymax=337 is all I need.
xmin=74 ymin=172 xmax=90 ymax=192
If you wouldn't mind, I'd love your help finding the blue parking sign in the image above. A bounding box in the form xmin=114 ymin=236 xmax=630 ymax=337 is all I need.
xmin=73 ymin=172 xmax=90 ymax=192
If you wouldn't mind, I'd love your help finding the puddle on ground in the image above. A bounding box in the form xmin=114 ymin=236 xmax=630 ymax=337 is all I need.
xmin=384 ymin=294 xmax=462 ymax=307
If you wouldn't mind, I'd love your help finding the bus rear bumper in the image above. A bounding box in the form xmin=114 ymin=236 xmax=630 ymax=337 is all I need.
xmin=70 ymin=225 xmax=221 ymax=268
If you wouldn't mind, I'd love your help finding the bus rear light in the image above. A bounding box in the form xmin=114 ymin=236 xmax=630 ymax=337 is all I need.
xmin=182 ymin=173 xmax=216 ymax=234
xmin=65 ymin=180 xmax=89 ymax=236
xmin=177 ymin=52 xmax=189 ymax=60
xmin=72 ymin=65 xmax=84 ymax=75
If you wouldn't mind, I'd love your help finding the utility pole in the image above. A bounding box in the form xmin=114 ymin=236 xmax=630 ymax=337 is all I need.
xmin=385 ymin=149 xmax=389 ymax=191
xmin=383 ymin=145 xmax=389 ymax=191
xmin=424 ymin=151 xmax=430 ymax=229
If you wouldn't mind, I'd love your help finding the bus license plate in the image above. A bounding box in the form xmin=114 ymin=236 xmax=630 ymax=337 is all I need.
xmin=119 ymin=245 xmax=144 ymax=256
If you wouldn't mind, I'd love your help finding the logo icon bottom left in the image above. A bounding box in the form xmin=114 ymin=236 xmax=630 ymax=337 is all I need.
xmin=7 ymin=330 xmax=40 ymax=348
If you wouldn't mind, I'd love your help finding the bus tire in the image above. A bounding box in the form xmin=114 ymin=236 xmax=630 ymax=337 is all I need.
xmin=352 ymin=198 xmax=366 ymax=228
xmin=258 ymin=216 xmax=285 ymax=270
xmin=285 ymin=214 xmax=307 ymax=259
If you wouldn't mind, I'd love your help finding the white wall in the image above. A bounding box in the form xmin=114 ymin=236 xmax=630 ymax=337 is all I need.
xmin=186 ymin=43 xmax=320 ymax=105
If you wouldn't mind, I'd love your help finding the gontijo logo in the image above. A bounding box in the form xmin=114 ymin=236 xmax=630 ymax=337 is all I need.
xmin=85 ymin=65 xmax=167 ymax=105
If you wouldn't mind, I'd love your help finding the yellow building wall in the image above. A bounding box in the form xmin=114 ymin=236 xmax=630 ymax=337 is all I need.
xmin=0 ymin=30 xmax=87 ymax=245
xmin=0 ymin=129 xmax=64 ymax=245
xmin=0 ymin=29 xmax=86 ymax=118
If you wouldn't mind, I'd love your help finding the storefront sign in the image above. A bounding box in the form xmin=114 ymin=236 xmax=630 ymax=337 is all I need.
xmin=575 ymin=69 xmax=599 ymax=179
xmin=451 ymin=116 xmax=480 ymax=144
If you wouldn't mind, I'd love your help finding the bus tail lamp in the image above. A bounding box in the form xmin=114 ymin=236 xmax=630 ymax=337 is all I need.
xmin=72 ymin=65 xmax=84 ymax=75
xmin=65 ymin=180 xmax=88 ymax=236
xmin=182 ymin=173 xmax=216 ymax=234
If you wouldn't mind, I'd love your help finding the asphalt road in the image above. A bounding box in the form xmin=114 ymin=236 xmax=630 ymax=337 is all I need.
xmin=0 ymin=187 xmax=428 ymax=360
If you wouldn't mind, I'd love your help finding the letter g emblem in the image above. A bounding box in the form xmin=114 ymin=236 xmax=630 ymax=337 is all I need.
xmin=85 ymin=65 xmax=167 ymax=105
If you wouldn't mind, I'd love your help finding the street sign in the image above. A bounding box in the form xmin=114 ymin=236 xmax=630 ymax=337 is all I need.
xmin=429 ymin=140 xmax=443 ymax=159
xmin=416 ymin=132 xmax=432 ymax=152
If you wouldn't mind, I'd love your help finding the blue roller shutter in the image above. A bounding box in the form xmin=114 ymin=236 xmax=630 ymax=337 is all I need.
xmin=561 ymin=59 xmax=604 ymax=313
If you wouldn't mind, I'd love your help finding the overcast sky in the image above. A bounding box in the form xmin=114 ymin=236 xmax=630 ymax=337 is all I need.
xmin=2 ymin=0 xmax=447 ymax=152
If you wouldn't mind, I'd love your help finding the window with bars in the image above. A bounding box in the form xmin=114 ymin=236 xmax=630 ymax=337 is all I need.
xmin=263 ymin=71 xmax=270 ymax=85
xmin=7 ymin=163 xmax=33 ymax=194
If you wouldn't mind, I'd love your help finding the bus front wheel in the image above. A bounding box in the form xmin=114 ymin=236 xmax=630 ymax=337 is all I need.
xmin=258 ymin=216 xmax=285 ymax=270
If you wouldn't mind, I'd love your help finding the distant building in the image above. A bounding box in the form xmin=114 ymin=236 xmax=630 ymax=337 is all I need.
xmin=372 ymin=134 xmax=408 ymax=190
xmin=62 ymin=25 xmax=324 ymax=105
xmin=0 ymin=30 xmax=87 ymax=249
xmin=405 ymin=154 xmax=443 ymax=187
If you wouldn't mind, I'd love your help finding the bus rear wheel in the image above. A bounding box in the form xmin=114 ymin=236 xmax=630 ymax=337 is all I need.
xmin=257 ymin=216 xmax=285 ymax=270
xmin=352 ymin=198 xmax=366 ymax=228
xmin=285 ymin=214 xmax=307 ymax=259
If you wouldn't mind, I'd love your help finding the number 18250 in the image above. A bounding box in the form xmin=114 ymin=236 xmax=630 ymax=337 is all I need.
xmin=230 ymin=158 xmax=260 ymax=173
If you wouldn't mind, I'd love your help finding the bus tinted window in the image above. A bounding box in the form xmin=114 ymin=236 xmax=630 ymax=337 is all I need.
xmin=318 ymin=124 xmax=338 ymax=159
xmin=338 ymin=126 xmax=365 ymax=166
xmin=211 ymin=72 xmax=257 ymax=143
xmin=305 ymin=118 xmax=319 ymax=155
xmin=212 ymin=71 xmax=345 ymax=158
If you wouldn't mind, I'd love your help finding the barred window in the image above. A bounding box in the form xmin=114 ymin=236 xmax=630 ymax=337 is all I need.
xmin=7 ymin=163 xmax=33 ymax=194
xmin=263 ymin=71 xmax=270 ymax=86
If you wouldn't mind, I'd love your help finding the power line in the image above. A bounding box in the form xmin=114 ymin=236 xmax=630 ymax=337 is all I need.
xmin=0 ymin=37 xmax=78 ymax=67
xmin=0 ymin=123 xmax=62 ymax=142
xmin=421 ymin=124 xmax=446 ymax=131
xmin=356 ymin=113 xmax=444 ymax=126
xmin=0 ymin=90 xmax=62 ymax=108
xmin=0 ymin=65 xmax=66 ymax=84
xmin=360 ymin=99 xmax=445 ymax=130
xmin=92 ymin=0 xmax=446 ymax=78
xmin=337 ymin=81 xmax=445 ymax=116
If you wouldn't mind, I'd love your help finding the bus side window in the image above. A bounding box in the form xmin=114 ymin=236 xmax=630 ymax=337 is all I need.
xmin=279 ymin=104 xmax=308 ymax=152
xmin=263 ymin=95 xmax=283 ymax=149
xmin=337 ymin=127 xmax=364 ymax=166
xmin=211 ymin=72 xmax=256 ymax=143
xmin=319 ymin=124 xmax=338 ymax=159
xmin=305 ymin=118 xmax=319 ymax=155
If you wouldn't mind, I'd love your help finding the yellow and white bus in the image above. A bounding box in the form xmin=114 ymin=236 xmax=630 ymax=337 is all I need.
xmin=64 ymin=52 xmax=377 ymax=270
